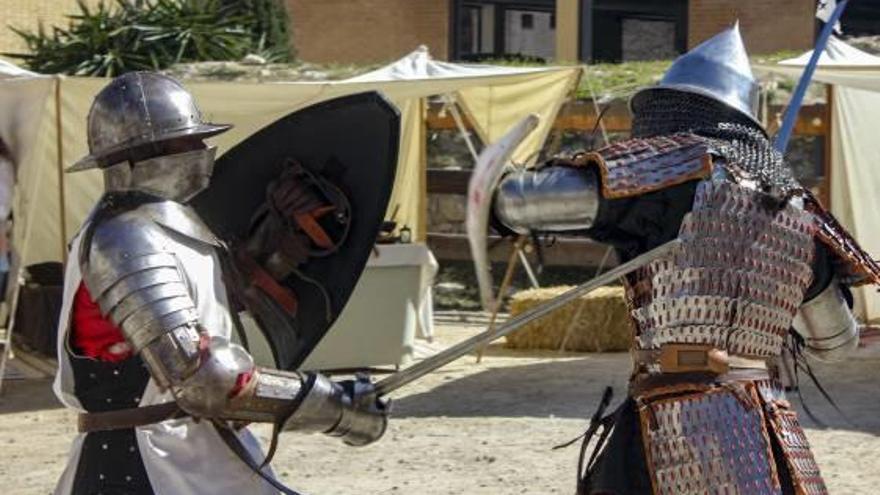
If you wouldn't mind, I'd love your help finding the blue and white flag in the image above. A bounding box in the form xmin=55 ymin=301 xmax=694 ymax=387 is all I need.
xmin=816 ymin=0 xmax=843 ymax=34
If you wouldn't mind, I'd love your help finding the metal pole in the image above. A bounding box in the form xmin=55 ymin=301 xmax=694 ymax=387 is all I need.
xmin=0 ymin=271 xmax=23 ymax=395
xmin=557 ymin=245 xmax=612 ymax=353
xmin=445 ymin=95 xmax=480 ymax=162
xmin=374 ymin=239 xmax=679 ymax=396
xmin=517 ymin=247 xmax=540 ymax=289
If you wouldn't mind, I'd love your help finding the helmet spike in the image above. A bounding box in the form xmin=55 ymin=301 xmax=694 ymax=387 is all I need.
xmin=631 ymin=24 xmax=760 ymax=126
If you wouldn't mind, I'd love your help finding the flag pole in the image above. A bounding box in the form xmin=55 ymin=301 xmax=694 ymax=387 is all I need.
xmin=774 ymin=0 xmax=849 ymax=153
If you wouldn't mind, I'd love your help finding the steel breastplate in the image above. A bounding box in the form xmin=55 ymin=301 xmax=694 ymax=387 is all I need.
xmin=626 ymin=179 xmax=816 ymax=364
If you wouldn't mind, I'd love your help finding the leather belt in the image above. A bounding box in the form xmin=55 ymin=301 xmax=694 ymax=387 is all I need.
xmin=78 ymin=402 xmax=186 ymax=433
xmin=629 ymin=368 xmax=772 ymax=397
xmin=633 ymin=344 xmax=769 ymax=375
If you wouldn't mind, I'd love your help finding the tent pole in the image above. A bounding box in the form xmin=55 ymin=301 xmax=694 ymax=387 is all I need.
xmin=444 ymin=94 xmax=480 ymax=162
xmin=476 ymin=235 xmax=524 ymax=363
xmin=583 ymin=70 xmax=608 ymax=144
xmin=54 ymin=76 xmax=67 ymax=264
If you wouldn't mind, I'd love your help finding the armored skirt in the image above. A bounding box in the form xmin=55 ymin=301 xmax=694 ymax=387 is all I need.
xmin=581 ymin=377 xmax=824 ymax=495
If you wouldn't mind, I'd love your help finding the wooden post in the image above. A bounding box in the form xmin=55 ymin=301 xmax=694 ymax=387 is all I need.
xmin=55 ymin=76 xmax=68 ymax=264
xmin=555 ymin=0 xmax=580 ymax=62
xmin=476 ymin=236 xmax=525 ymax=363
xmin=823 ymin=84 xmax=834 ymax=207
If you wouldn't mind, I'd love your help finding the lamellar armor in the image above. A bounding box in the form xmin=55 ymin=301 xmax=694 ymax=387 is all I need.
xmin=492 ymin=25 xmax=878 ymax=495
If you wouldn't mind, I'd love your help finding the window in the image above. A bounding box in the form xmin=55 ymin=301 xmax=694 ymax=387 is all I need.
xmin=453 ymin=1 xmax=555 ymax=61
xmin=458 ymin=6 xmax=482 ymax=56
xmin=505 ymin=9 xmax=555 ymax=60
xmin=621 ymin=18 xmax=677 ymax=61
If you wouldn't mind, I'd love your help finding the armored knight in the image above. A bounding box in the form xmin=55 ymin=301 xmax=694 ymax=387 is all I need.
xmin=491 ymin=26 xmax=877 ymax=494
xmin=53 ymin=72 xmax=387 ymax=494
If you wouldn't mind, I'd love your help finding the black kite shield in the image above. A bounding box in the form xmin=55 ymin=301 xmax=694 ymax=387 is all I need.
xmin=191 ymin=92 xmax=400 ymax=370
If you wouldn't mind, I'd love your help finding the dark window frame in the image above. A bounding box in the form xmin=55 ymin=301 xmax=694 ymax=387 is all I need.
xmin=451 ymin=0 xmax=556 ymax=60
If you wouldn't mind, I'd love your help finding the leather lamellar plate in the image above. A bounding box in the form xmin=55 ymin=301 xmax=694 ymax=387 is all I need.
xmin=802 ymin=192 xmax=880 ymax=286
xmin=638 ymin=379 xmax=827 ymax=495
xmin=638 ymin=383 xmax=781 ymax=495
xmin=627 ymin=180 xmax=816 ymax=363
xmin=576 ymin=133 xmax=713 ymax=199
xmin=757 ymin=381 xmax=827 ymax=495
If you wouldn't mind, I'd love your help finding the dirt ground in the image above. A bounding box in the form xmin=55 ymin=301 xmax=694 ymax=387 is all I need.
xmin=1 ymin=323 xmax=879 ymax=494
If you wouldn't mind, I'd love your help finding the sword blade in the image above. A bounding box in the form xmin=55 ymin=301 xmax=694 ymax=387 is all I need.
xmin=374 ymin=239 xmax=681 ymax=396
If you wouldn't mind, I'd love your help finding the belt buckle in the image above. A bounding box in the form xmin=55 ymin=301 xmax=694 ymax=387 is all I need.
xmin=658 ymin=344 xmax=730 ymax=374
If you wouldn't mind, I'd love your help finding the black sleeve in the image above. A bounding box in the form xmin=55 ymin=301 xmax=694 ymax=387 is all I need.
xmin=585 ymin=181 xmax=700 ymax=262
xmin=803 ymin=241 xmax=835 ymax=302
xmin=802 ymin=241 xmax=854 ymax=307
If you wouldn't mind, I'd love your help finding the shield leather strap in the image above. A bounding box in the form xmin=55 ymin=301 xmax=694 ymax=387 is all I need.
xmin=213 ymin=421 xmax=304 ymax=495
xmin=235 ymin=250 xmax=300 ymax=315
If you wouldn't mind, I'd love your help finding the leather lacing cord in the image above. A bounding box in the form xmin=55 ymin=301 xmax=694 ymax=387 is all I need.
xmin=785 ymin=330 xmax=852 ymax=427
xmin=552 ymin=387 xmax=616 ymax=490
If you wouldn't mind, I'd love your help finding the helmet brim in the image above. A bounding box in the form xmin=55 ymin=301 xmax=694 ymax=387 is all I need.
xmin=67 ymin=122 xmax=232 ymax=172
xmin=630 ymin=85 xmax=767 ymax=138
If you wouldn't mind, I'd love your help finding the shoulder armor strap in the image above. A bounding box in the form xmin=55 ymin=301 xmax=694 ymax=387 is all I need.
xmin=81 ymin=210 xmax=199 ymax=351
xmin=804 ymin=193 xmax=880 ymax=286
xmin=572 ymin=133 xmax=713 ymax=199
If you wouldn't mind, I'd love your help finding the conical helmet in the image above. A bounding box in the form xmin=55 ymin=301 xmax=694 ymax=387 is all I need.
xmin=69 ymin=72 xmax=231 ymax=172
xmin=631 ymin=23 xmax=760 ymax=126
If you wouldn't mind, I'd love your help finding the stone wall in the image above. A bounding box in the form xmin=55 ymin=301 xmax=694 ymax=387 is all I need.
xmin=689 ymin=0 xmax=814 ymax=54
xmin=286 ymin=0 xmax=450 ymax=63
xmin=0 ymin=0 xmax=102 ymax=55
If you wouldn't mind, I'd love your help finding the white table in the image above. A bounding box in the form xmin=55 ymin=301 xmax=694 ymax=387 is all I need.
xmin=240 ymin=243 xmax=437 ymax=371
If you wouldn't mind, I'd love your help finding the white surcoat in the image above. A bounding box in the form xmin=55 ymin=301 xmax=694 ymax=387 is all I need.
xmin=53 ymin=207 xmax=278 ymax=495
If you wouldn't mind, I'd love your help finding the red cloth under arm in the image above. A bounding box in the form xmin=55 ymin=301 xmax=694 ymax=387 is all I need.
xmin=72 ymin=282 xmax=133 ymax=362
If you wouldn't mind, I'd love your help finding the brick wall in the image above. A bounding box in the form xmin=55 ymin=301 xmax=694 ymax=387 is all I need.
xmin=689 ymin=0 xmax=814 ymax=54
xmin=0 ymin=0 xmax=102 ymax=56
xmin=287 ymin=0 xmax=450 ymax=64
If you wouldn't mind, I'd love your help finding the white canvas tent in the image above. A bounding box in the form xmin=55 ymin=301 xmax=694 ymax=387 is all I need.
xmin=757 ymin=37 xmax=880 ymax=322
xmin=0 ymin=48 xmax=581 ymax=274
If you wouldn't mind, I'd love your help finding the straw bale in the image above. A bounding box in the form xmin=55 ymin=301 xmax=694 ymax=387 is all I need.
xmin=505 ymin=286 xmax=631 ymax=352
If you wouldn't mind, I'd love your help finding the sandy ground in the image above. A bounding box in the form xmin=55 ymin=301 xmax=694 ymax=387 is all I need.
xmin=1 ymin=323 xmax=879 ymax=495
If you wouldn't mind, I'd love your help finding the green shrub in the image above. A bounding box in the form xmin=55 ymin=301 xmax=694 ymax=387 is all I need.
xmin=6 ymin=0 xmax=291 ymax=76
xmin=221 ymin=0 xmax=292 ymax=61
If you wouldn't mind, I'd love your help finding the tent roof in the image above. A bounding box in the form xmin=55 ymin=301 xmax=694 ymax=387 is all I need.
xmin=0 ymin=49 xmax=582 ymax=266
xmin=755 ymin=36 xmax=880 ymax=91
xmin=346 ymin=46 xmax=557 ymax=83
xmin=780 ymin=36 xmax=880 ymax=68
xmin=0 ymin=57 xmax=41 ymax=79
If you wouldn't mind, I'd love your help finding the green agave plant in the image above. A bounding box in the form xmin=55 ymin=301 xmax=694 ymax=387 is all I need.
xmin=6 ymin=0 xmax=291 ymax=77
